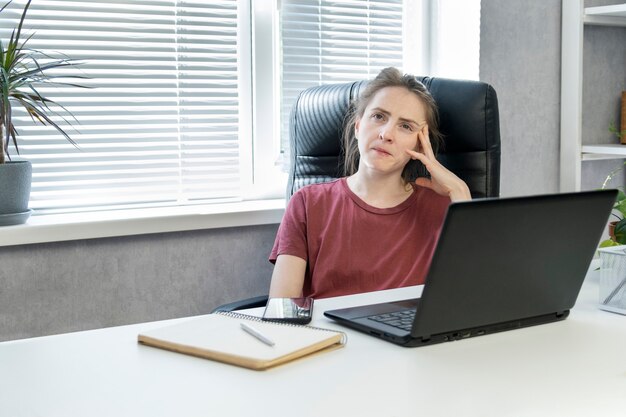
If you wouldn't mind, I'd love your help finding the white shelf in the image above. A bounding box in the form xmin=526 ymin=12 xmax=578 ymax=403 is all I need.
xmin=582 ymin=144 xmax=626 ymax=160
xmin=584 ymin=4 xmax=626 ymax=26
xmin=585 ymin=4 xmax=626 ymax=17
xmin=580 ymin=3 xmax=626 ymax=162
xmin=560 ymin=1 xmax=626 ymax=190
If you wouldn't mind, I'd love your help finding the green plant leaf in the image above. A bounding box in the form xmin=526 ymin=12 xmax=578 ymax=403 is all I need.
xmin=614 ymin=218 xmax=626 ymax=244
xmin=609 ymin=121 xmax=626 ymax=141
xmin=601 ymin=162 xmax=626 ymax=189
xmin=0 ymin=1 xmax=11 ymax=14
xmin=615 ymin=198 xmax=626 ymax=218
xmin=599 ymin=239 xmax=620 ymax=248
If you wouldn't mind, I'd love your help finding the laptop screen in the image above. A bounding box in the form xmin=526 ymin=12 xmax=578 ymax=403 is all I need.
xmin=411 ymin=190 xmax=616 ymax=337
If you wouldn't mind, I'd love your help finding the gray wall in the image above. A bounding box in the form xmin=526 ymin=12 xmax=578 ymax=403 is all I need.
xmin=480 ymin=0 xmax=626 ymax=196
xmin=480 ymin=0 xmax=562 ymax=196
xmin=0 ymin=224 xmax=278 ymax=341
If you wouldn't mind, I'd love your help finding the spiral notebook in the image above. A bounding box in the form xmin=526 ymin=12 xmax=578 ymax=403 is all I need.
xmin=138 ymin=312 xmax=347 ymax=370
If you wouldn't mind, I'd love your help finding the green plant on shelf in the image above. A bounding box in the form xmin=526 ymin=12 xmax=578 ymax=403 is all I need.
xmin=609 ymin=121 xmax=626 ymax=142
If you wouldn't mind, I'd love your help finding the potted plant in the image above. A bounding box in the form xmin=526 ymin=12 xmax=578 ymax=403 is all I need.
xmin=609 ymin=121 xmax=626 ymax=144
xmin=0 ymin=0 xmax=83 ymax=225
xmin=599 ymin=162 xmax=626 ymax=247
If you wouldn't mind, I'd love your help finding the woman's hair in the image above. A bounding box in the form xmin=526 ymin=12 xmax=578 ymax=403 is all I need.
xmin=342 ymin=67 xmax=443 ymax=184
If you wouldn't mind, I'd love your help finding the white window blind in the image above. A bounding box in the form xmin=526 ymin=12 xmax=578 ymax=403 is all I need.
xmin=280 ymin=0 xmax=404 ymax=152
xmin=1 ymin=0 xmax=241 ymax=213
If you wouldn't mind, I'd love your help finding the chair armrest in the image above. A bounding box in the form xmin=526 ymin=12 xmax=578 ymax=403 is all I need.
xmin=211 ymin=295 xmax=269 ymax=313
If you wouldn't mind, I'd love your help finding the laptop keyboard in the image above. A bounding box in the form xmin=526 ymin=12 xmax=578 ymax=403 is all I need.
xmin=368 ymin=309 xmax=415 ymax=331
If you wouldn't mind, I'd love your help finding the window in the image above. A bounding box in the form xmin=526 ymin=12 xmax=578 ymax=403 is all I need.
xmin=428 ymin=0 xmax=481 ymax=80
xmin=2 ymin=0 xmax=244 ymax=213
xmin=1 ymin=0 xmax=480 ymax=217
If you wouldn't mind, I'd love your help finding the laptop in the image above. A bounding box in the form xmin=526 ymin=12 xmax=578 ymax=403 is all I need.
xmin=324 ymin=190 xmax=617 ymax=347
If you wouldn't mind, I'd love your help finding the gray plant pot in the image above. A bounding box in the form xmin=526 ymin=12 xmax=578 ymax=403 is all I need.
xmin=0 ymin=160 xmax=33 ymax=226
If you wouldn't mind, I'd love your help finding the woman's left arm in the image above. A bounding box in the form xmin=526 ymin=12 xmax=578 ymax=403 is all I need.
xmin=405 ymin=125 xmax=472 ymax=202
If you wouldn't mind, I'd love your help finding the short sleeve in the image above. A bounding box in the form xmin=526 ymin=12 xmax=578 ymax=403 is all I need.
xmin=269 ymin=190 xmax=309 ymax=264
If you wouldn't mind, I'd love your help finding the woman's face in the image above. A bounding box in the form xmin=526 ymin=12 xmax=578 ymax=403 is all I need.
xmin=355 ymin=86 xmax=427 ymax=177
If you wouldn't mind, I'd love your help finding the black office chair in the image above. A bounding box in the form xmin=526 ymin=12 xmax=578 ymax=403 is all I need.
xmin=211 ymin=76 xmax=501 ymax=312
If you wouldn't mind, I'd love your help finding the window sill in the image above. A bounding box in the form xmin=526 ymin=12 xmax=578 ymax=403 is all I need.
xmin=0 ymin=199 xmax=286 ymax=247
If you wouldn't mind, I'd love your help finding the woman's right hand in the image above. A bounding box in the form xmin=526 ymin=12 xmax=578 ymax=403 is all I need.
xmin=405 ymin=125 xmax=471 ymax=202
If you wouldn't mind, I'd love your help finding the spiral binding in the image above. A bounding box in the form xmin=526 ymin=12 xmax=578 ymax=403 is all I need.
xmin=216 ymin=311 xmax=348 ymax=344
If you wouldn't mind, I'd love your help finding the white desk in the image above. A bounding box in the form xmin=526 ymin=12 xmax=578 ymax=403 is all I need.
xmin=1 ymin=272 xmax=625 ymax=417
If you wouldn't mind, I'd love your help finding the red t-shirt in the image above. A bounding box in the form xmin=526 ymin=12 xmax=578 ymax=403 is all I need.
xmin=269 ymin=178 xmax=450 ymax=298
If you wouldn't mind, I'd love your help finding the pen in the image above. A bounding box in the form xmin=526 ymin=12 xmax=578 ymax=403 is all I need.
xmin=240 ymin=322 xmax=275 ymax=347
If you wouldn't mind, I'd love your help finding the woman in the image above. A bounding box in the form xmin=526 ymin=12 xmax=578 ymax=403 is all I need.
xmin=269 ymin=67 xmax=471 ymax=299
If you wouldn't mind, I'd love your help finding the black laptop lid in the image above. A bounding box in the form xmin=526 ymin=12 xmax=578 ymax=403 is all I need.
xmin=411 ymin=190 xmax=616 ymax=338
